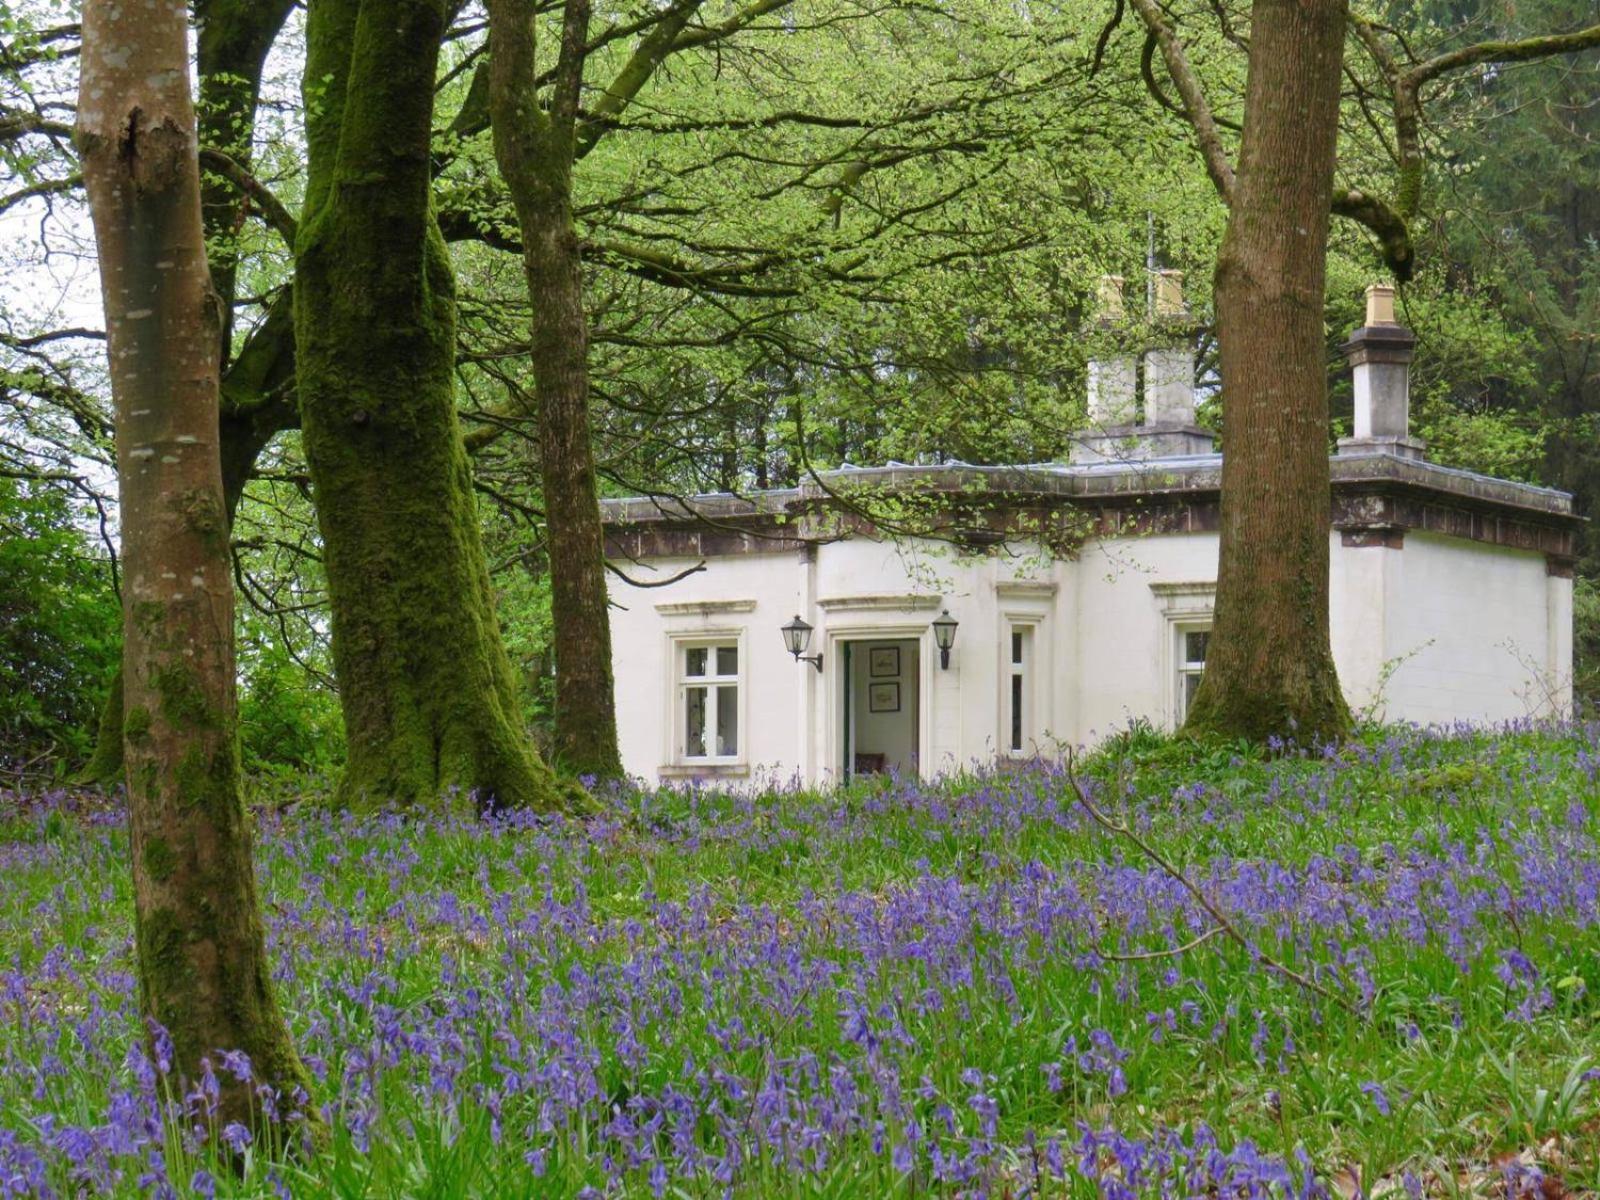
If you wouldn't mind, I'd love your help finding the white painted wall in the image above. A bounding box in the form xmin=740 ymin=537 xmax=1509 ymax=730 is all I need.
xmin=1380 ymin=533 xmax=1569 ymax=723
xmin=604 ymin=527 xmax=1568 ymax=784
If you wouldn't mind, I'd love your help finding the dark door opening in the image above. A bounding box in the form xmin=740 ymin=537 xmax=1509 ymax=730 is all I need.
xmin=843 ymin=638 xmax=919 ymax=777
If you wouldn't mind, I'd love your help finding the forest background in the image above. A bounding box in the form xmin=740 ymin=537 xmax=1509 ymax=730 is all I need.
xmin=3 ymin=0 xmax=1598 ymax=778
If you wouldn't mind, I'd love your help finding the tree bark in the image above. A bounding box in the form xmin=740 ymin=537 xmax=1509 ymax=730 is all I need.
xmin=194 ymin=0 xmax=298 ymax=364
xmin=78 ymin=2 xmax=301 ymax=787
xmin=296 ymin=0 xmax=573 ymax=810
xmin=76 ymin=0 xmax=309 ymax=1131
xmin=1182 ymin=0 xmax=1352 ymax=744
xmin=487 ymin=0 xmax=624 ymax=781
xmin=78 ymin=290 xmax=299 ymax=787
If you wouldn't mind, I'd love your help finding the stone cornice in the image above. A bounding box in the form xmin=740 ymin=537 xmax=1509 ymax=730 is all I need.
xmin=602 ymin=451 xmax=1579 ymax=563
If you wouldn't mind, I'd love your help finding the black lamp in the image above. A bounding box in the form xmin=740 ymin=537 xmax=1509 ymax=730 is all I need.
xmin=781 ymin=614 xmax=823 ymax=672
xmin=931 ymin=609 xmax=958 ymax=669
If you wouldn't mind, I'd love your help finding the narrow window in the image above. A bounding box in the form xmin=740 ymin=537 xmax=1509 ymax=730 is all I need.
xmin=1176 ymin=627 xmax=1209 ymax=723
xmin=1007 ymin=625 xmax=1033 ymax=755
xmin=680 ymin=641 xmax=739 ymax=760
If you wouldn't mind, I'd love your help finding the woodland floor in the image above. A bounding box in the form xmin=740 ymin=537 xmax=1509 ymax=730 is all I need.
xmin=1 ymin=723 xmax=1598 ymax=1198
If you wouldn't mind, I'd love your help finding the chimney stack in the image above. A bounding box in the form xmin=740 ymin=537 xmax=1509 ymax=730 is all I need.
xmin=1338 ymin=283 xmax=1424 ymax=460
xmin=1073 ymin=270 xmax=1215 ymax=464
xmin=1087 ymin=275 xmax=1136 ymax=425
xmin=1143 ymin=270 xmax=1196 ymax=428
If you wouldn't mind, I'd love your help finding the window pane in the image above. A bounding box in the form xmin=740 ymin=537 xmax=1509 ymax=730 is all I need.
xmin=685 ymin=647 xmax=708 ymax=677
xmin=1184 ymin=670 xmax=1202 ymax=712
xmin=1010 ymin=673 xmax=1023 ymax=751
xmin=1011 ymin=630 xmax=1024 ymax=665
xmin=1184 ymin=630 xmax=1209 ymax=665
xmin=715 ymin=685 xmax=738 ymax=756
xmin=716 ymin=645 xmax=738 ymax=676
xmin=685 ymin=686 xmax=707 ymax=756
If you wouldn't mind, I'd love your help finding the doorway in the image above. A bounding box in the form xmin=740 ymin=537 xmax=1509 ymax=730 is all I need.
xmin=842 ymin=638 xmax=920 ymax=777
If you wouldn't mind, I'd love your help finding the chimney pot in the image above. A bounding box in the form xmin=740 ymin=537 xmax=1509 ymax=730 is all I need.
xmin=1339 ymin=283 xmax=1423 ymax=459
xmin=1095 ymin=274 xmax=1126 ymax=323
xmin=1154 ymin=269 xmax=1186 ymax=319
xmin=1364 ymin=282 xmax=1398 ymax=326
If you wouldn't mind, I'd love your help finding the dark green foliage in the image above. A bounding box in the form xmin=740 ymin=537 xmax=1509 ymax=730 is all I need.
xmin=0 ymin=478 xmax=120 ymax=768
xmin=237 ymin=632 xmax=345 ymax=775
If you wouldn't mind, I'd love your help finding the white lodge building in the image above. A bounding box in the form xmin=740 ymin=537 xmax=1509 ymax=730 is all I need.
xmin=601 ymin=282 xmax=1579 ymax=785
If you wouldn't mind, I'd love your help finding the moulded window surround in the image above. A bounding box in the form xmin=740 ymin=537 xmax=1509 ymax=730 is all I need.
xmin=1150 ymin=580 xmax=1215 ymax=730
xmin=669 ymin=633 xmax=746 ymax=766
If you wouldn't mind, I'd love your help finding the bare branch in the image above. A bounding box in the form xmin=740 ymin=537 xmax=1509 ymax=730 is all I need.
xmin=604 ymin=558 xmax=707 ymax=588
xmin=1063 ymin=752 xmax=1354 ymax=1013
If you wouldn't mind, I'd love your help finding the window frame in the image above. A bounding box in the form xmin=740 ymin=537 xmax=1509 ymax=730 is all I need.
xmin=1174 ymin=623 xmax=1211 ymax=725
xmin=670 ymin=632 xmax=746 ymax=766
xmin=995 ymin=580 xmax=1053 ymax=758
xmin=1150 ymin=581 xmax=1215 ymax=730
xmin=1004 ymin=621 xmax=1036 ymax=757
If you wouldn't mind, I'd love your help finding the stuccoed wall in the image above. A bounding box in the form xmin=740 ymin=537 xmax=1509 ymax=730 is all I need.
xmin=606 ymin=530 xmax=1567 ymax=784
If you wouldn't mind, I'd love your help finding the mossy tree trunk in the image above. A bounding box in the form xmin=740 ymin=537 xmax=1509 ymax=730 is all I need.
xmin=487 ymin=0 xmax=623 ymax=782
xmin=1182 ymin=0 xmax=1352 ymax=745
xmin=76 ymin=0 xmax=310 ymax=1130
xmin=195 ymin=0 xmax=298 ymax=363
xmin=79 ymin=0 xmax=300 ymax=788
xmin=296 ymin=0 xmax=571 ymax=811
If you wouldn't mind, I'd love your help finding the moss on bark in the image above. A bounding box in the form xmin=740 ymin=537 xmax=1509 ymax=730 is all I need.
xmin=77 ymin=670 xmax=125 ymax=785
xmin=295 ymin=0 xmax=576 ymax=813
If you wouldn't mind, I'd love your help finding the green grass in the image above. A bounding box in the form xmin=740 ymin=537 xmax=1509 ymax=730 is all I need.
xmin=0 ymin=722 xmax=1597 ymax=1197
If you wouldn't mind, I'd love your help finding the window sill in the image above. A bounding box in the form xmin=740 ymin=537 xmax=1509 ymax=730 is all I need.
xmin=657 ymin=762 xmax=750 ymax=781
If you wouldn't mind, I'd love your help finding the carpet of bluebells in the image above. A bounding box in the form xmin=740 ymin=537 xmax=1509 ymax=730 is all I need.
xmin=2 ymin=724 xmax=1599 ymax=1198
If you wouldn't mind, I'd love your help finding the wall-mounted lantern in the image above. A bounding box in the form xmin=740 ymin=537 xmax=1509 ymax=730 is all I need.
xmin=931 ymin=609 xmax=959 ymax=669
xmin=781 ymin=615 xmax=823 ymax=672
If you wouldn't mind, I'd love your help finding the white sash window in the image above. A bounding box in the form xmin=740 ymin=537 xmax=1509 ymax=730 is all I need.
xmin=679 ymin=642 xmax=740 ymax=761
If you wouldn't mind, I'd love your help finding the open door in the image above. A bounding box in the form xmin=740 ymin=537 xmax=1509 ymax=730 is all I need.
xmin=844 ymin=638 xmax=920 ymax=777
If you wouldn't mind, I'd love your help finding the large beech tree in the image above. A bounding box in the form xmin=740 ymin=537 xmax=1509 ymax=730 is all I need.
xmin=1124 ymin=0 xmax=1600 ymax=742
xmin=76 ymin=0 xmax=309 ymax=1127
xmin=1181 ymin=0 xmax=1352 ymax=741
xmin=295 ymin=0 xmax=571 ymax=810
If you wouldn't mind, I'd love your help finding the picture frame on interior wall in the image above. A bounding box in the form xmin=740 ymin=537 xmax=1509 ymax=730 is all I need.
xmin=869 ymin=682 xmax=901 ymax=713
xmin=869 ymin=646 xmax=900 ymax=677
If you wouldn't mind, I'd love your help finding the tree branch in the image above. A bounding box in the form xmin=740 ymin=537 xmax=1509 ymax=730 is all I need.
xmin=197 ymin=148 xmax=298 ymax=245
xmin=1404 ymin=23 xmax=1600 ymax=90
xmin=1331 ymin=187 xmax=1414 ymax=281
xmin=1063 ymin=753 xmax=1354 ymax=1013
xmin=1125 ymin=0 xmax=1235 ymax=202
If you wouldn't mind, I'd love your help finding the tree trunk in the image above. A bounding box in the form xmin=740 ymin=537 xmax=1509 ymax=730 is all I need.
xmin=487 ymin=0 xmax=624 ymax=782
xmin=1182 ymin=0 xmax=1352 ymax=744
xmin=76 ymin=0 xmax=309 ymax=1131
xmin=78 ymin=3 xmax=300 ymax=787
xmin=297 ymin=0 xmax=573 ymax=810
xmin=195 ymin=0 xmax=298 ymax=365
xmin=78 ymin=292 xmax=300 ymax=787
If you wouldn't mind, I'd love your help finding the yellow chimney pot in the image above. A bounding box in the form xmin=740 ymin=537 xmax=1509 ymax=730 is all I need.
xmin=1154 ymin=269 xmax=1185 ymax=319
xmin=1365 ymin=282 xmax=1398 ymax=326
